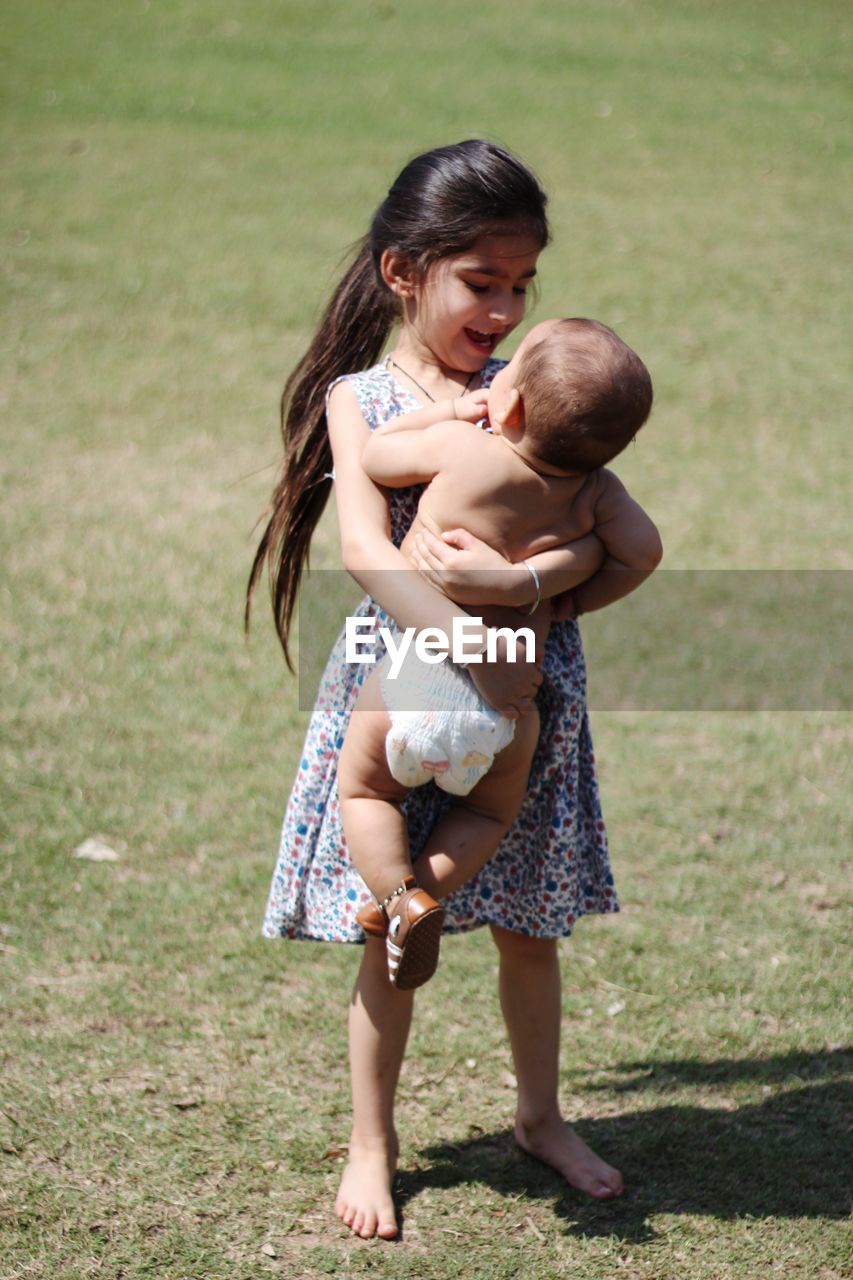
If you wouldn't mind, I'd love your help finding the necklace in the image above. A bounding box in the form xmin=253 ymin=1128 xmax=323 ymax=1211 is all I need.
xmin=387 ymin=356 xmax=477 ymax=403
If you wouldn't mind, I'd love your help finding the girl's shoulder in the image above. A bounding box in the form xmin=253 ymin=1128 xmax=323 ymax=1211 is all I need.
xmin=328 ymin=360 xmax=393 ymax=398
xmin=327 ymin=361 xmax=412 ymax=431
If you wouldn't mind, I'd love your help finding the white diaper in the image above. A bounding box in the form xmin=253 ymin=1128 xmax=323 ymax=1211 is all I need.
xmin=379 ymin=651 xmax=515 ymax=797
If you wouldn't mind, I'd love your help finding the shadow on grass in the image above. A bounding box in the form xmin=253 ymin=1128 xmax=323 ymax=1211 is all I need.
xmin=395 ymin=1049 xmax=852 ymax=1242
xmin=594 ymin=1045 xmax=851 ymax=1094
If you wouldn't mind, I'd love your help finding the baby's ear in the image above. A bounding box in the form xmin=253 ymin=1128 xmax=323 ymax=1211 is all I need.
xmin=501 ymin=387 xmax=524 ymax=428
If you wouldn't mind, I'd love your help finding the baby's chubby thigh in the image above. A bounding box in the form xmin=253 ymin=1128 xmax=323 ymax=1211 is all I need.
xmin=462 ymin=704 xmax=541 ymax=828
xmin=337 ymin=670 xmax=410 ymax=804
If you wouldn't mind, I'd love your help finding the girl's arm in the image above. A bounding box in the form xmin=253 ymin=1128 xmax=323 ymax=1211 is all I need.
xmin=327 ymin=381 xmax=541 ymax=718
xmin=553 ymin=472 xmax=662 ymax=620
xmin=409 ymin=526 xmax=606 ymax=610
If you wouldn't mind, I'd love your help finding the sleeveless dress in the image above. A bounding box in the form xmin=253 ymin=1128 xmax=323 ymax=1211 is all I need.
xmin=262 ymin=359 xmax=617 ymax=942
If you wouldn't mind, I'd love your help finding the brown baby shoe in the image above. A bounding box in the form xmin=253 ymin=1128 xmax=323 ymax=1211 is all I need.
xmin=357 ymin=876 xmax=444 ymax=990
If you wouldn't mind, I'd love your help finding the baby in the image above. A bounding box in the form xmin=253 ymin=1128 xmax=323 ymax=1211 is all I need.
xmin=337 ymin=318 xmax=662 ymax=988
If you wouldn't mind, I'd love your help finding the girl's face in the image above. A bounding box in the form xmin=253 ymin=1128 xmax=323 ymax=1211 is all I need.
xmin=408 ymin=230 xmax=542 ymax=373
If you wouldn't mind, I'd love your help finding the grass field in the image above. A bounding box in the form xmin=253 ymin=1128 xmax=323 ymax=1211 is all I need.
xmin=1 ymin=1 xmax=850 ymax=1276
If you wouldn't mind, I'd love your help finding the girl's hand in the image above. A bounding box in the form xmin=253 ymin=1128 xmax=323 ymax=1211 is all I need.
xmin=451 ymin=388 xmax=490 ymax=422
xmin=411 ymin=527 xmax=524 ymax=605
xmin=467 ymin=633 xmax=543 ymax=720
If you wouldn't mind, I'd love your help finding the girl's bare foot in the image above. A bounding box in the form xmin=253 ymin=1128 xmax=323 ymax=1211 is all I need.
xmin=335 ymin=1137 xmax=399 ymax=1239
xmin=514 ymin=1111 xmax=624 ymax=1200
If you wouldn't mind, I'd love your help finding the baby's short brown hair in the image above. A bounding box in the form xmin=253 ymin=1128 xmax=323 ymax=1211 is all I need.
xmin=516 ymin=318 xmax=653 ymax=473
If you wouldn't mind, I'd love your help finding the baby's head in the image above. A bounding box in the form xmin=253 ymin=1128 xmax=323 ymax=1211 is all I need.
xmin=489 ymin=318 xmax=653 ymax=474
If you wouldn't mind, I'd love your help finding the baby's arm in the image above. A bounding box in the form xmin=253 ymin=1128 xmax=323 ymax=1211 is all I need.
xmin=371 ymin=389 xmax=489 ymax=438
xmin=361 ymin=419 xmax=460 ymax=488
xmin=555 ymin=471 xmax=662 ymax=619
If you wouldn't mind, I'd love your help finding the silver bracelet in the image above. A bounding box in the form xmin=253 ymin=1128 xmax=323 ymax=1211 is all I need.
xmin=519 ymin=560 xmax=541 ymax=615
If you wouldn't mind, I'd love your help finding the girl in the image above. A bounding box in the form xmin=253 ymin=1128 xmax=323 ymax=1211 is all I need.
xmin=248 ymin=140 xmax=624 ymax=1240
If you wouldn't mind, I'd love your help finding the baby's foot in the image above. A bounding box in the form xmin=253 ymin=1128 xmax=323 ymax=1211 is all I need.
xmin=514 ymin=1112 xmax=624 ymax=1200
xmin=335 ymin=1139 xmax=399 ymax=1239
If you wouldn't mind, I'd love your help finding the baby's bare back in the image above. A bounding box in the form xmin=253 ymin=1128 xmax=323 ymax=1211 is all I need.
xmin=399 ymin=425 xmax=599 ymax=565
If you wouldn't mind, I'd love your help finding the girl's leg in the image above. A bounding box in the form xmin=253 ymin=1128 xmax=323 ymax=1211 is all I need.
xmin=336 ymin=937 xmax=415 ymax=1239
xmin=489 ymin=926 xmax=624 ymax=1199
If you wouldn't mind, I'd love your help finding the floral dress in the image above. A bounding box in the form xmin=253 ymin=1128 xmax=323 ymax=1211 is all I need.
xmin=262 ymin=358 xmax=617 ymax=942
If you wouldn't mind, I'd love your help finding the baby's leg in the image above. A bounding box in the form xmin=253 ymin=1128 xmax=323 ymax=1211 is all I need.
xmin=415 ymin=706 xmax=540 ymax=901
xmin=338 ymin=672 xmax=414 ymax=901
xmin=341 ymin=673 xmax=444 ymax=990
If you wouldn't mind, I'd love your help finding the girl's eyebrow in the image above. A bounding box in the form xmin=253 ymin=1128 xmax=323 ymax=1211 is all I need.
xmin=460 ymin=263 xmax=538 ymax=279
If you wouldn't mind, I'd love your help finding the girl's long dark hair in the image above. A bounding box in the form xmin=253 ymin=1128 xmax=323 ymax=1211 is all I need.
xmin=246 ymin=140 xmax=550 ymax=668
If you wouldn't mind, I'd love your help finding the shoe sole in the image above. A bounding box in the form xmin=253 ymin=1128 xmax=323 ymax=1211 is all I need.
xmin=387 ymin=907 xmax=444 ymax=990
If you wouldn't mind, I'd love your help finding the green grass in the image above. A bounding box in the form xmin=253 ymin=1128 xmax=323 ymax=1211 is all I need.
xmin=2 ymin=1 xmax=851 ymax=1276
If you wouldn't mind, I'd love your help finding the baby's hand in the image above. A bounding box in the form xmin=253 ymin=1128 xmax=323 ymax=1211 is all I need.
xmin=550 ymin=589 xmax=579 ymax=621
xmin=451 ymin=388 xmax=490 ymax=423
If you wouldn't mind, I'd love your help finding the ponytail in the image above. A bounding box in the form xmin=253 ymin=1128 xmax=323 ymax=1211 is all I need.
xmin=245 ymin=240 xmax=395 ymax=669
